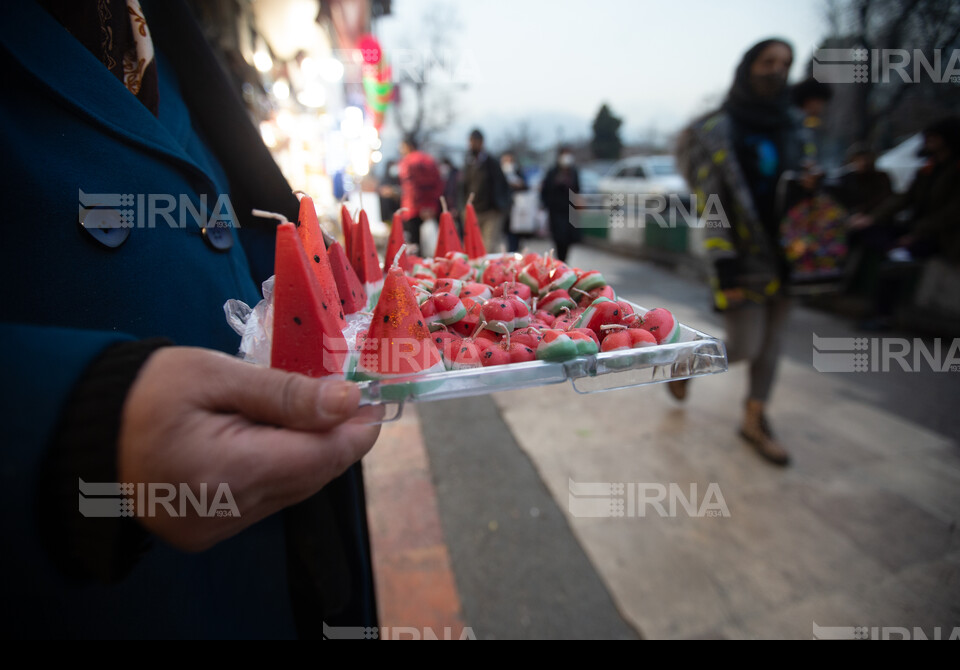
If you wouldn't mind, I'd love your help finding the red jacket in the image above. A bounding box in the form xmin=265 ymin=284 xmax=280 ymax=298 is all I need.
xmin=398 ymin=150 xmax=443 ymax=221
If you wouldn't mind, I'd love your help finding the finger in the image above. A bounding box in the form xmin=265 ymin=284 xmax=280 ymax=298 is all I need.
xmin=238 ymin=423 xmax=381 ymax=510
xmin=214 ymin=361 xmax=361 ymax=432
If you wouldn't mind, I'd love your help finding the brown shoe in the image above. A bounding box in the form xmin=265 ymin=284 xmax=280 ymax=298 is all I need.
xmin=666 ymin=379 xmax=689 ymax=402
xmin=740 ymin=399 xmax=790 ymax=466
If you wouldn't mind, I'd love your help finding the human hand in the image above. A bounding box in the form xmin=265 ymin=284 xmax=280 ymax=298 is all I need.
xmin=117 ymin=347 xmax=381 ymax=552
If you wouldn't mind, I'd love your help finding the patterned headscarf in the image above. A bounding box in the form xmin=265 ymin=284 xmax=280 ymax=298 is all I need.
xmin=39 ymin=0 xmax=158 ymax=116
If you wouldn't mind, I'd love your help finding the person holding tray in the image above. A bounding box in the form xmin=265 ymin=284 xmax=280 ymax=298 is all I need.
xmin=0 ymin=0 xmax=380 ymax=638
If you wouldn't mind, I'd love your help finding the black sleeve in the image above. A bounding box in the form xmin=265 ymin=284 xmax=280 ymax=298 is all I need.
xmin=38 ymin=338 xmax=172 ymax=584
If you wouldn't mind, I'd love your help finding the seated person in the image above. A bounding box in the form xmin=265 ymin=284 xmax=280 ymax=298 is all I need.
xmin=847 ymin=117 xmax=960 ymax=328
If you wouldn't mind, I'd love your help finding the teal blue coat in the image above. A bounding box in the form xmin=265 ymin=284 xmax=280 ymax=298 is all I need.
xmin=0 ymin=0 xmax=373 ymax=638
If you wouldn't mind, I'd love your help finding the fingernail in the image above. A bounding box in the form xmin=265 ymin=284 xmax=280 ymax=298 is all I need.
xmin=320 ymin=381 xmax=359 ymax=416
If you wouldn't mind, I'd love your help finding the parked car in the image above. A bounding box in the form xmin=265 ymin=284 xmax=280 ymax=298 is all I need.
xmin=597 ymin=155 xmax=689 ymax=199
xmin=596 ymin=155 xmax=696 ymax=254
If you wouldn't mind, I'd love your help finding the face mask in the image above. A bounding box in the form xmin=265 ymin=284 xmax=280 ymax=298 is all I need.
xmin=502 ymin=162 xmax=515 ymax=174
xmin=559 ymin=154 xmax=574 ymax=168
xmin=751 ymin=72 xmax=787 ymax=99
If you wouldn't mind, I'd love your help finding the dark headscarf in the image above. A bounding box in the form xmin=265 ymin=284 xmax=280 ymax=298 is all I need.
xmin=724 ymin=38 xmax=794 ymax=132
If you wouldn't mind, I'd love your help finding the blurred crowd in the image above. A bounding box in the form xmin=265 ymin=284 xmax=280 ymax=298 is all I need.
xmin=369 ymin=76 xmax=960 ymax=336
xmin=375 ymin=129 xmax=585 ymax=262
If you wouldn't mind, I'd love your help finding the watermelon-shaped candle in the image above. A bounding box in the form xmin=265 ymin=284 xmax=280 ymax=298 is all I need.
xmin=296 ymin=195 xmax=345 ymax=330
xmin=340 ymin=203 xmax=355 ymax=263
xmin=434 ymin=197 xmax=463 ymax=258
xmin=351 ymin=208 xmax=384 ymax=310
xmin=462 ymin=195 xmax=486 ymax=259
xmin=637 ymin=308 xmax=681 ymax=344
xmin=271 ymin=223 xmax=347 ymax=377
xmin=353 ymin=251 xmax=445 ymax=381
xmin=383 ymin=208 xmax=410 ymax=275
xmin=327 ymin=239 xmax=367 ymax=316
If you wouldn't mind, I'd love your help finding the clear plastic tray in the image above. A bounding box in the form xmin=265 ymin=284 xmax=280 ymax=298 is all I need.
xmin=356 ymin=299 xmax=728 ymax=417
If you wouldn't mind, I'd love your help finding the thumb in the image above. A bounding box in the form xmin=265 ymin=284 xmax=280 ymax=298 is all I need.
xmin=216 ymin=361 xmax=361 ymax=432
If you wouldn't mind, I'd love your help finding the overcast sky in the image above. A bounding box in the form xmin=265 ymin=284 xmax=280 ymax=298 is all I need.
xmin=374 ymin=0 xmax=830 ymax=149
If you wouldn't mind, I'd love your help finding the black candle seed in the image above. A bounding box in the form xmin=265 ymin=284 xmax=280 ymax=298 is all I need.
xmin=417 ymin=320 xmax=423 ymax=327
xmin=383 ymin=315 xmax=390 ymax=323
xmin=485 ymin=351 xmax=492 ymax=358
xmin=321 ymin=302 xmax=328 ymax=310
xmin=314 ymin=255 xmax=320 ymax=263
xmin=293 ymin=316 xmax=302 ymax=325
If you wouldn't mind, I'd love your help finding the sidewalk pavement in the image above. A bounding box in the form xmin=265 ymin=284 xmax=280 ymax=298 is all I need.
xmin=363 ymin=240 xmax=960 ymax=640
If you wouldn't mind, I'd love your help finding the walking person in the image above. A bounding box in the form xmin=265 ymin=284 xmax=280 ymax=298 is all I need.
xmin=460 ymin=128 xmax=509 ymax=252
xmin=500 ymin=152 xmax=530 ymax=253
xmin=540 ymin=147 xmax=582 ymax=263
xmin=674 ymin=38 xmax=806 ymax=466
xmin=439 ymin=156 xmax=461 ymax=235
xmin=397 ymin=135 xmax=444 ymax=256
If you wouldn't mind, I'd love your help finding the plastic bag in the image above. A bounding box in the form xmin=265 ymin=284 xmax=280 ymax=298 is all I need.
xmin=224 ymin=276 xmax=275 ymax=366
xmin=224 ymin=275 xmax=371 ymax=367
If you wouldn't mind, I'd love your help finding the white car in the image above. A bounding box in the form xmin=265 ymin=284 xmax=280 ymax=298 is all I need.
xmin=594 ymin=155 xmax=701 ymax=254
xmin=597 ymin=155 xmax=689 ymax=198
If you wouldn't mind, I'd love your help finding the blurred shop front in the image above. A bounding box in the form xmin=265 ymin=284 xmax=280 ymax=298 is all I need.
xmin=187 ymin=0 xmax=392 ymax=235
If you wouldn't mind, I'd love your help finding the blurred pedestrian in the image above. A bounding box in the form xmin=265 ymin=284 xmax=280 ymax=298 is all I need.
xmin=540 ymin=146 xmax=581 ymax=262
xmin=460 ymin=128 xmax=509 ymax=252
xmin=501 ymin=152 xmax=530 ymax=253
xmin=439 ymin=156 xmax=461 ymax=234
xmin=377 ymin=159 xmax=402 ymax=223
xmin=675 ymin=38 xmax=806 ymax=466
xmin=397 ymin=135 xmax=444 ymax=255
xmin=847 ymin=116 xmax=960 ymax=328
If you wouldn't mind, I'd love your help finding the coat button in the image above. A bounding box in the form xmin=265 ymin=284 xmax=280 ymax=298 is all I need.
xmin=201 ymin=224 xmax=234 ymax=251
xmin=79 ymin=207 xmax=131 ymax=248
